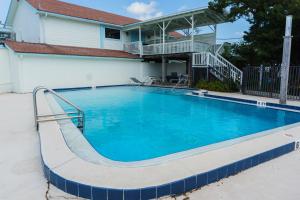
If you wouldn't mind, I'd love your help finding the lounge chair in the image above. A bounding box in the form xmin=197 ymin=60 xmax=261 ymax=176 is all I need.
xmin=147 ymin=76 xmax=162 ymax=84
xmin=177 ymin=74 xmax=188 ymax=85
xmin=130 ymin=77 xmax=146 ymax=85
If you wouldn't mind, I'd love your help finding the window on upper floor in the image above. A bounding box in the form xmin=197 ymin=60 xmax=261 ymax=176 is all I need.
xmin=105 ymin=28 xmax=121 ymax=40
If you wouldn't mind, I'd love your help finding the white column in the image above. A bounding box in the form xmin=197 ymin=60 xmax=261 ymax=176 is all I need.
xmin=163 ymin=21 xmax=165 ymax=54
xmin=139 ymin=26 xmax=143 ymax=57
xmin=214 ymin=25 xmax=217 ymax=53
xmin=159 ymin=29 xmax=162 ymax=44
xmin=162 ymin=56 xmax=166 ymax=83
xmin=191 ymin=15 xmax=194 ymax=52
xmin=280 ymin=15 xmax=293 ymax=104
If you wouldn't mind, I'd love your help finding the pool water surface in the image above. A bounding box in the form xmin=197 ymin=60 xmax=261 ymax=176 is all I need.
xmin=56 ymin=87 xmax=300 ymax=162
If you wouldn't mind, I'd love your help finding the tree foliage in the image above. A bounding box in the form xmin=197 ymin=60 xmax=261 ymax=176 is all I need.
xmin=209 ymin=0 xmax=300 ymax=67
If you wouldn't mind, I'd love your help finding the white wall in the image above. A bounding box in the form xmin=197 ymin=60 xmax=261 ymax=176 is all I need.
xmin=141 ymin=62 xmax=186 ymax=78
xmin=42 ymin=16 xmax=101 ymax=48
xmin=103 ymin=31 xmax=127 ymax=50
xmin=12 ymin=0 xmax=40 ymax=43
xmin=0 ymin=48 xmax=12 ymax=93
xmin=9 ymin=53 xmax=186 ymax=93
xmin=12 ymin=55 xmax=143 ymax=92
xmin=167 ymin=62 xmax=187 ymax=75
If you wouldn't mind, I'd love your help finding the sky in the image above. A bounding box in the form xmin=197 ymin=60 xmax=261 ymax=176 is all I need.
xmin=0 ymin=0 xmax=249 ymax=43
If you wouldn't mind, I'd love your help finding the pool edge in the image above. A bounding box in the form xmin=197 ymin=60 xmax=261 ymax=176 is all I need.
xmin=36 ymin=87 xmax=300 ymax=200
xmin=41 ymin=142 xmax=296 ymax=200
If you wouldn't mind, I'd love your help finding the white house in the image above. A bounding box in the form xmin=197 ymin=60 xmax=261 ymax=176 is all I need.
xmin=0 ymin=0 xmax=241 ymax=93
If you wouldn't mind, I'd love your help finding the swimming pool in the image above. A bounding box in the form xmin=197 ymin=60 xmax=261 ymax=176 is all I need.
xmin=55 ymin=86 xmax=300 ymax=162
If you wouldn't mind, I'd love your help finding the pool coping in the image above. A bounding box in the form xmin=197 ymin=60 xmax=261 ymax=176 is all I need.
xmin=37 ymin=87 xmax=300 ymax=200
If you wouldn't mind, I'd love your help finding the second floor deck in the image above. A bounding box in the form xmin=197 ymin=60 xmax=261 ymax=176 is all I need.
xmin=124 ymin=40 xmax=213 ymax=56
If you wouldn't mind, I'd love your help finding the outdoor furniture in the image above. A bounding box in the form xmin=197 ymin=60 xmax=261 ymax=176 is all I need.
xmin=130 ymin=76 xmax=161 ymax=86
xmin=167 ymin=72 xmax=179 ymax=83
xmin=130 ymin=77 xmax=146 ymax=85
xmin=177 ymin=74 xmax=188 ymax=85
xmin=147 ymin=76 xmax=162 ymax=84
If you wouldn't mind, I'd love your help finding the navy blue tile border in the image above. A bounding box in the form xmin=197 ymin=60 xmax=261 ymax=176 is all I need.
xmin=41 ymin=142 xmax=295 ymax=200
xmin=204 ymin=94 xmax=257 ymax=104
xmin=52 ymin=84 xmax=131 ymax=92
xmin=266 ymin=102 xmax=300 ymax=111
xmin=203 ymin=93 xmax=300 ymax=111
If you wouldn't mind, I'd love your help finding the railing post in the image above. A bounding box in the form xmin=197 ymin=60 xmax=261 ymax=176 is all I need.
xmin=163 ymin=21 xmax=165 ymax=54
xmin=191 ymin=15 xmax=194 ymax=52
xmin=206 ymin=52 xmax=209 ymax=66
xmin=139 ymin=26 xmax=143 ymax=57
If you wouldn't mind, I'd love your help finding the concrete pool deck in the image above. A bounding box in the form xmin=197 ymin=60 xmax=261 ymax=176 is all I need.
xmin=1 ymin=91 xmax=300 ymax=199
xmin=0 ymin=93 xmax=75 ymax=200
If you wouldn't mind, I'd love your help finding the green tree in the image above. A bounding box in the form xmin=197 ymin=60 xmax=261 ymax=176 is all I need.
xmin=209 ymin=0 xmax=300 ymax=66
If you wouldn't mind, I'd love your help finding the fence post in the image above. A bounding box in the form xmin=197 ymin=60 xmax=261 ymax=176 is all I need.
xmin=259 ymin=65 xmax=263 ymax=90
xmin=241 ymin=67 xmax=246 ymax=94
xmin=279 ymin=15 xmax=293 ymax=104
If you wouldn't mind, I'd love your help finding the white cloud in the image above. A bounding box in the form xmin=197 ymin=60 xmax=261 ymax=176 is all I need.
xmin=178 ymin=5 xmax=188 ymax=11
xmin=235 ymin=31 xmax=245 ymax=37
xmin=126 ymin=1 xmax=163 ymax=20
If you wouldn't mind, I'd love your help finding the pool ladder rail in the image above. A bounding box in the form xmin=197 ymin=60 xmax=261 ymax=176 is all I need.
xmin=33 ymin=86 xmax=85 ymax=133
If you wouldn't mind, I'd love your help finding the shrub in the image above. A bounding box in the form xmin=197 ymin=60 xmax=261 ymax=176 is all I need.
xmin=196 ymin=80 xmax=239 ymax=92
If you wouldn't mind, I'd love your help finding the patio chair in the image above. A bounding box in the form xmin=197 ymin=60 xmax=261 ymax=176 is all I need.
xmin=130 ymin=77 xmax=157 ymax=86
xmin=177 ymin=74 xmax=188 ymax=85
xmin=147 ymin=76 xmax=162 ymax=84
xmin=131 ymin=77 xmax=148 ymax=86
xmin=168 ymin=72 xmax=179 ymax=83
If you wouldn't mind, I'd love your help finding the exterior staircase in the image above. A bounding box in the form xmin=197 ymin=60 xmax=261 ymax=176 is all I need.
xmin=192 ymin=44 xmax=243 ymax=86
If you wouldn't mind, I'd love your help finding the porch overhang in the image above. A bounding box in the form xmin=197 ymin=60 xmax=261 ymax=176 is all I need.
xmin=123 ymin=7 xmax=227 ymax=32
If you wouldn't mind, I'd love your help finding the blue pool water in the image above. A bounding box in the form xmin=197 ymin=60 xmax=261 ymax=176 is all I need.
xmin=56 ymin=86 xmax=300 ymax=162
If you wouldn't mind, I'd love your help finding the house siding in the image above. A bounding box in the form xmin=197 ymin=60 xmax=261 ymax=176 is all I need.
xmin=102 ymin=27 xmax=126 ymax=51
xmin=42 ymin=16 xmax=101 ymax=48
xmin=12 ymin=0 xmax=40 ymax=43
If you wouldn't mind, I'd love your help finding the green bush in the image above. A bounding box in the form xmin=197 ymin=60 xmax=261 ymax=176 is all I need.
xmin=196 ymin=80 xmax=239 ymax=92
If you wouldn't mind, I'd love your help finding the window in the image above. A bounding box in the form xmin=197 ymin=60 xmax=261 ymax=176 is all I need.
xmin=105 ymin=28 xmax=121 ymax=40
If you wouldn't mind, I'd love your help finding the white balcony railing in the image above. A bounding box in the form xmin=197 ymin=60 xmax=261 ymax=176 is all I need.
xmin=124 ymin=40 xmax=211 ymax=55
xmin=123 ymin=41 xmax=140 ymax=55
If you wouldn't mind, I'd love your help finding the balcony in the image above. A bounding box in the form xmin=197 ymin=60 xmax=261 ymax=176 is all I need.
xmin=0 ymin=28 xmax=15 ymax=45
xmin=124 ymin=40 xmax=211 ymax=56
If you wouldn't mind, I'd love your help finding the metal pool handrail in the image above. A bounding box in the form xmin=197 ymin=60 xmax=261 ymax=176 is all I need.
xmin=33 ymin=86 xmax=85 ymax=133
